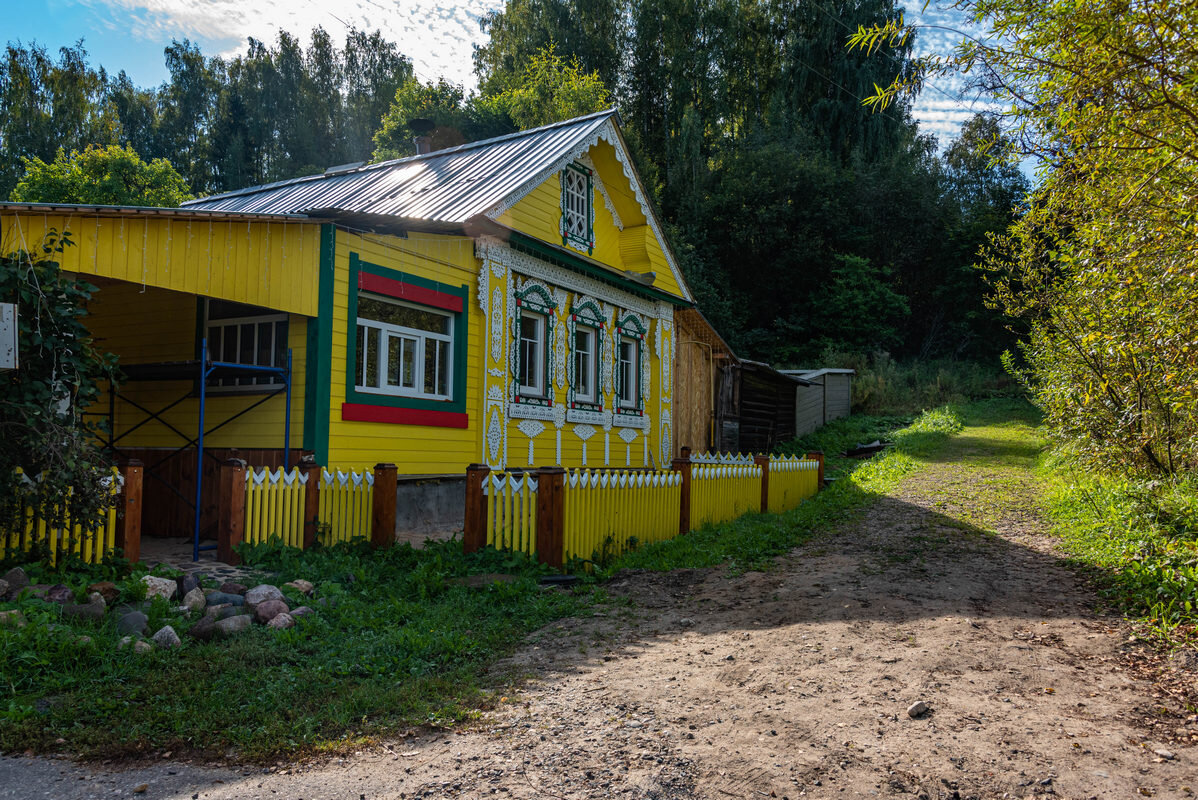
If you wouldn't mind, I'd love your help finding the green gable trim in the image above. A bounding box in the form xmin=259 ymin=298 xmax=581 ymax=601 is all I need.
xmin=343 ymin=253 xmax=470 ymax=417
xmin=506 ymin=230 xmax=691 ymax=307
xmin=303 ymin=223 xmax=336 ymax=462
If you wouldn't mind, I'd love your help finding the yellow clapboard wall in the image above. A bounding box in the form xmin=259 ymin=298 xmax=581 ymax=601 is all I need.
xmin=0 ymin=211 xmax=321 ymax=316
xmin=82 ymin=280 xmax=306 ymax=450
xmin=324 ymin=230 xmax=482 ymax=473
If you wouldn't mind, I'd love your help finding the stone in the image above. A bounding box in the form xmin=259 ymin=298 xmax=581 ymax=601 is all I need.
xmin=141 ymin=575 xmax=177 ymax=602
xmin=132 ymin=640 xmax=153 ymax=654
xmin=266 ymin=613 xmax=295 ymax=630
xmin=62 ymin=595 xmax=107 ymax=623
xmin=176 ymin=573 xmax=202 ymax=598
xmin=116 ymin=611 xmax=149 ymax=636
xmin=283 ymin=579 xmax=314 ymax=595
xmin=1 ymin=567 xmax=28 ymax=597
xmin=214 ymin=614 xmax=253 ymax=638
xmin=907 ymin=701 xmax=930 ymax=719
xmin=1154 ymin=748 xmax=1175 ymax=760
xmin=205 ymin=591 xmax=244 ymax=607
xmin=244 ymin=584 xmax=285 ymax=607
xmin=117 ymin=635 xmax=135 ymax=650
xmin=219 ymin=581 xmax=247 ymax=595
xmin=151 ymin=625 xmax=182 ymax=649
xmin=76 ymin=635 xmax=93 ymax=646
xmin=25 ymin=584 xmax=51 ymax=600
xmin=204 ymin=603 xmax=230 ymax=618
xmin=87 ymin=581 xmax=119 ymax=604
xmin=188 ymin=616 xmax=217 ymax=642
xmin=290 ymin=606 xmax=315 ymax=619
xmin=0 ymin=610 xmax=27 ymax=628
xmin=46 ymin=584 xmax=74 ymax=604
xmin=253 ymin=599 xmax=290 ymax=625
xmin=0 ymin=579 xmax=7 ymax=599
xmin=216 ymin=606 xmax=243 ymax=621
xmin=182 ymin=587 xmax=206 ymax=613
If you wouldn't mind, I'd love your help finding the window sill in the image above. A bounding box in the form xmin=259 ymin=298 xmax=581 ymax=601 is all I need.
xmin=613 ymin=412 xmax=648 ymax=430
xmin=341 ymin=402 xmax=468 ymax=429
xmin=566 ymin=407 xmax=606 ymax=426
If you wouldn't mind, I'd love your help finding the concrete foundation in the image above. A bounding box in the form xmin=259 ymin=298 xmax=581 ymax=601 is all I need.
xmin=393 ymin=474 xmax=466 ymax=547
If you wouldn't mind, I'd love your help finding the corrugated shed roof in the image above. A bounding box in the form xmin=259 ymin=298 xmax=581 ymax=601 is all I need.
xmin=183 ymin=110 xmax=615 ymax=222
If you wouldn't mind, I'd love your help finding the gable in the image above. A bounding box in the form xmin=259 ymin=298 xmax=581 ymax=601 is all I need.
xmin=487 ymin=119 xmax=692 ymax=304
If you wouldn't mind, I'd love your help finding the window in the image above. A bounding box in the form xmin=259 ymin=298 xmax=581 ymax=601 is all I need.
xmin=355 ymin=293 xmax=453 ymax=400
xmin=573 ymin=325 xmax=598 ymax=404
xmin=617 ymin=335 xmax=638 ymax=409
xmin=560 ymin=163 xmax=593 ymax=253
xmin=204 ymin=299 xmax=287 ymax=389
xmin=518 ymin=310 xmax=547 ymax=397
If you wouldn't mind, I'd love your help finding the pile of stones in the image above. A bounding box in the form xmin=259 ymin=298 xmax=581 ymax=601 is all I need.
xmin=0 ymin=566 xmax=318 ymax=652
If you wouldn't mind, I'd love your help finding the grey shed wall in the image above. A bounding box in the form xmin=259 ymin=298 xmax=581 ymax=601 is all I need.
xmin=794 ymin=379 xmax=825 ymax=436
xmin=825 ymin=373 xmax=852 ymax=421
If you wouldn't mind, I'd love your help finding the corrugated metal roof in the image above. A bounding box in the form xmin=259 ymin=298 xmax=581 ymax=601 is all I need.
xmin=0 ymin=202 xmax=308 ymax=223
xmin=183 ymin=110 xmax=616 ymax=222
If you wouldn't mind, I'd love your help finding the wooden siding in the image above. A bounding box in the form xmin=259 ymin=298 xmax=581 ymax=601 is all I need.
xmin=737 ymin=369 xmax=797 ymax=453
xmin=324 ymin=229 xmax=482 ymax=472
xmin=0 ymin=211 xmax=322 ymax=316
xmin=83 ymin=280 xmax=307 ymax=451
xmin=826 ymin=373 xmax=852 ymax=421
xmin=794 ymin=380 xmax=824 ymax=436
xmin=674 ymin=323 xmax=714 ymax=453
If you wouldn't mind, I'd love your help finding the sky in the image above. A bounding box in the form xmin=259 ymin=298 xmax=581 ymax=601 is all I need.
xmin=5 ymin=0 xmax=992 ymax=148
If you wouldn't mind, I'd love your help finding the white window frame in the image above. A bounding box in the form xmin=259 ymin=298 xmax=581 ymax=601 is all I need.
xmin=355 ymin=293 xmax=454 ymax=401
xmin=560 ymin=162 xmax=593 ymax=252
xmin=204 ymin=301 xmax=288 ymax=390
xmin=518 ymin=309 xmax=548 ymax=399
xmin=573 ymin=324 xmax=598 ymax=405
xmin=617 ymin=334 xmax=639 ymax=410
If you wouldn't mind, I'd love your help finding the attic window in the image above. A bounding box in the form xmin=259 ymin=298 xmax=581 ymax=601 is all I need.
xmin=560 ymin=162 xmax=594 ymax=254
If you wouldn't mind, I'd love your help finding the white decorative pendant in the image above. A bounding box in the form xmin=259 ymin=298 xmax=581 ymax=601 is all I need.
xmin=517 ymin=419 xmax=545 ymax=466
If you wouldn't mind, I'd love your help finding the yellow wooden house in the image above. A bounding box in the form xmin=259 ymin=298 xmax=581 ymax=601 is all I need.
xmin=0 ymin=110 xmax=694 ymax=542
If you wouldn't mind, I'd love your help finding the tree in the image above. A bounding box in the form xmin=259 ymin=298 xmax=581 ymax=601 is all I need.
xmin=853 ymin=1 xmax=1198 ymax=476
xmin=11 ymin=144 xmax=193 ymax=207
xmin=0 ymin=232 xmax=120 ymax=552
xmin=477 ymin=45 xmax=610 ymax=130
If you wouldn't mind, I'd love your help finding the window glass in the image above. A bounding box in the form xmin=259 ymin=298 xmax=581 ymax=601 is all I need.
xmin=355 ymin=291 xmax=454 ymax=401
xmin=574 ymin=326 xmax=596 ymax=402
xmin=519 ymin=312 xmax=544 ymax=395
xmin=359 ymin=296 xmax=449 ymax=334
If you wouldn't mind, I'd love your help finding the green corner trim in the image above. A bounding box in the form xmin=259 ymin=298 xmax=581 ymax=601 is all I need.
xmin=303 ymin=224 xmax=336 ymax=462
xmin=343 ymin=253 xmax=470 ymax=417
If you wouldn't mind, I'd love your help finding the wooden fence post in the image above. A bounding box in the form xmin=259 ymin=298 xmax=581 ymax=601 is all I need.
xmin=535 ymin=466 xmax=566 ymax=569
xmin=217 ymin=459 xmax=246 ymax=565
xmin=672 ymin=446 xmax=692 ymax=536
xmin=301 ymin=463 xmax=321 ymax=549
xmin=114 ymin=460 xmax=143 ymax=564
xmin=806 ymin=451 xmax=825 ymax=489
xmin=754 ymin=454 xmax=770 ymax=512
xmin=371 ymin=463 xmax=398 ymax=549
xmin=463 ymin=464 xmax=491 ymax=553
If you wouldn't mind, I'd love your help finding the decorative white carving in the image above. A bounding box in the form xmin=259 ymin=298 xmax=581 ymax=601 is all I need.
xmin=487 ymin=385 xmax=504 ymax=401
xmin=574 ymin=424 xmax=596 ymax=466
xmin=555 ymin=429 xmax=562 ymax=464
xmin=552 ymin=403 xmax=567 ymax=429
xmin=490 ymin=288 xmax=504 ymax=360
xmin=477 ymin=260 xmax=489 ymax=314
xmin=486 ymin=409 xmax=503 ymax=465
xmin=517 ymin=419 xmax=545 ymax=466
xmin=567 ymin=408 xmax=606 ymax=426
xmin=604 ymin=432 xmax=610 ymax=465
xmin=617 ymin=427 xmax=638 ymax=444
xmin=601 ymin=409 xmax=613 ymax=431
xmin=613 ymin=414 xmax=649 ymax=431
xmin=488 ymin=367 xmax=505 ymax=378
xmin=661 ymin=408 xmax=673 ymax=462
xmin=555 ymin=306 xmax=567 ymax=390
xmin=580 ymin=153 xmax=623 ymax=231
xmin=509 ymin=402 xmax=555 ymax=422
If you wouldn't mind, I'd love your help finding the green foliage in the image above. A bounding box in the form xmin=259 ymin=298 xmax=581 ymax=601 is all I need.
xmin=0 ymin=233 xmax=120 ymax=541
xmin=611 ymin=405 xmax=962 ymax=573
xmin=10 ymin=144 xmax=193 ymax=206
xmin=0 ymin=537 xmax=591 ymax=759
xmin=476 ymin=45 xmax=610 ymax=131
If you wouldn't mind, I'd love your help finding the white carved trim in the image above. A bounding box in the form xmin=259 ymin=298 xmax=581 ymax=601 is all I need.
xmin=509 ymin=402 xmax=556 ymax=422
xmin=567 ymin=408 xmax=606 ymax=426
xmin=580 ymin=153 xmax=623 ymax=231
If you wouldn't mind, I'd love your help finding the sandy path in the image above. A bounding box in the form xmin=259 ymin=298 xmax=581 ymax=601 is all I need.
xmin=4 ymin=420 xmax=1195 ymax=799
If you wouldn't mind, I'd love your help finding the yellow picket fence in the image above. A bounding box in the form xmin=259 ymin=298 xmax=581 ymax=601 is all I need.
xmin=563 ymin=469 xmax=682 ymax=562
xmin=767 ymin=455 xmax=821 ymax=513
xmin=318 ymin=468 xmax=374 ymax=545
xmin=0 ymin=467 xmax=121 ymax=566
xmin=483 ymin=471 xmax=538 ymax=556
xmin=243 ymin=467 xmax=307 ymax=548
xmin=690 ymin=462 xmax=763 ymax=528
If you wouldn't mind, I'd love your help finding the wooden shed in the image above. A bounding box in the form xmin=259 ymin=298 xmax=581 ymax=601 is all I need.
xmin=782 ymin=368 xmax=855 ymax=435
xmin=673 ymin=308 xmax=736 ymax=454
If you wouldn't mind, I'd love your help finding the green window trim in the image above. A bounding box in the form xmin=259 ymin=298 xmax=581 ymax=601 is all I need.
xmin=567 ymin=299 xmax=607 ymax=412
xmin=512 ymin=284 xmax=557 ymax=407
xmin=560 ymin=162 xmax=594 ymax=255
xmin=344 ymin=252 xmax=470 ymax=415
xmin=615 ymin=312 xmax=647 ymax=417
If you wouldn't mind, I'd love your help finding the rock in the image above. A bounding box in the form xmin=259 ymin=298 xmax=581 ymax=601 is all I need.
xmin=141 ymin=575 xmax=177 ymax=602
xmin=132 ymin=640 xmax=153 ymax=654
xmin=678 ymin=618 xmax=694 ymax=627
xmin=46 ymin=584 xmax=74 ymax=604
xmin=87 ymin=581 xmax=119 ymax=604
xmin=76 ymin=635 xmax=93 ymax=646
xmin=205 ymin=591 xmax=244 ymax=607
xmin=253 ymin=599 xmax=290 ymax=624
xmin=214 ymin=614 xmax=253 ymax=638
xmin=0 ymin=579 xmax=7 ymax=599
xmin=24 ymin=584 xmax=51 ymax=600
xmin=216 ymin=606 xmax=244 ymax=621
xmin=63 ymin=595 xmax=107 ymax=623
xmin=1 ymin=567 xmax=28 ymax=597
xmin=204 ymin=603 xmax=230 ymax=618
xmin=188 ymin=616 xmax=217 ymax=642
xmin=267 ymin=613 xmax=295 ymax=630
xmin=0 ymin=610 xmax=27 ymax=628
xmin=117 ymin=635 xmax=135 ymax=650
xmin=283 ymin=579 xmax=314 ymax=595
xmin=1154 ymin=748 xmax=1175 ymax=760
xmin=244 ymin=584 xmax=285 ymax=607
xmin=151 ymin=625 xmax=182 ymax=649
xmin=182 ymin=587 xmax=206 ymax=613
xmin=907 ymin=701 xmax=930 ymax=719
xmin=290 ymin=606 xmax=315 ymax=619
xmin=176 ymin=573 xmax=202 ymax=598
xmin=219 ymin=581 xmax=247 ymax=595
xmin=116 ymin=610 xmax=149 ymax=636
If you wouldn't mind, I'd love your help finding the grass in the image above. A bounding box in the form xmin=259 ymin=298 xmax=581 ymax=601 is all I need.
xmin=0 ymin=540 xmax=595 ymax=760
xmin=1043 ymin=459 xmax=1198 ymax=647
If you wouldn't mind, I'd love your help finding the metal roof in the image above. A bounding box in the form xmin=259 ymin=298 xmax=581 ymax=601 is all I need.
xmin=183 ymin=109 xmax=616 ymax=222
xmin=0 ymin=202 xmax=308 ymax=224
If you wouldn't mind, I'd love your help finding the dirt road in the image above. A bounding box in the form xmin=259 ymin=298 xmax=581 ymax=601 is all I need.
xmin=4 ymin=413 xmax=1195 ymax=799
